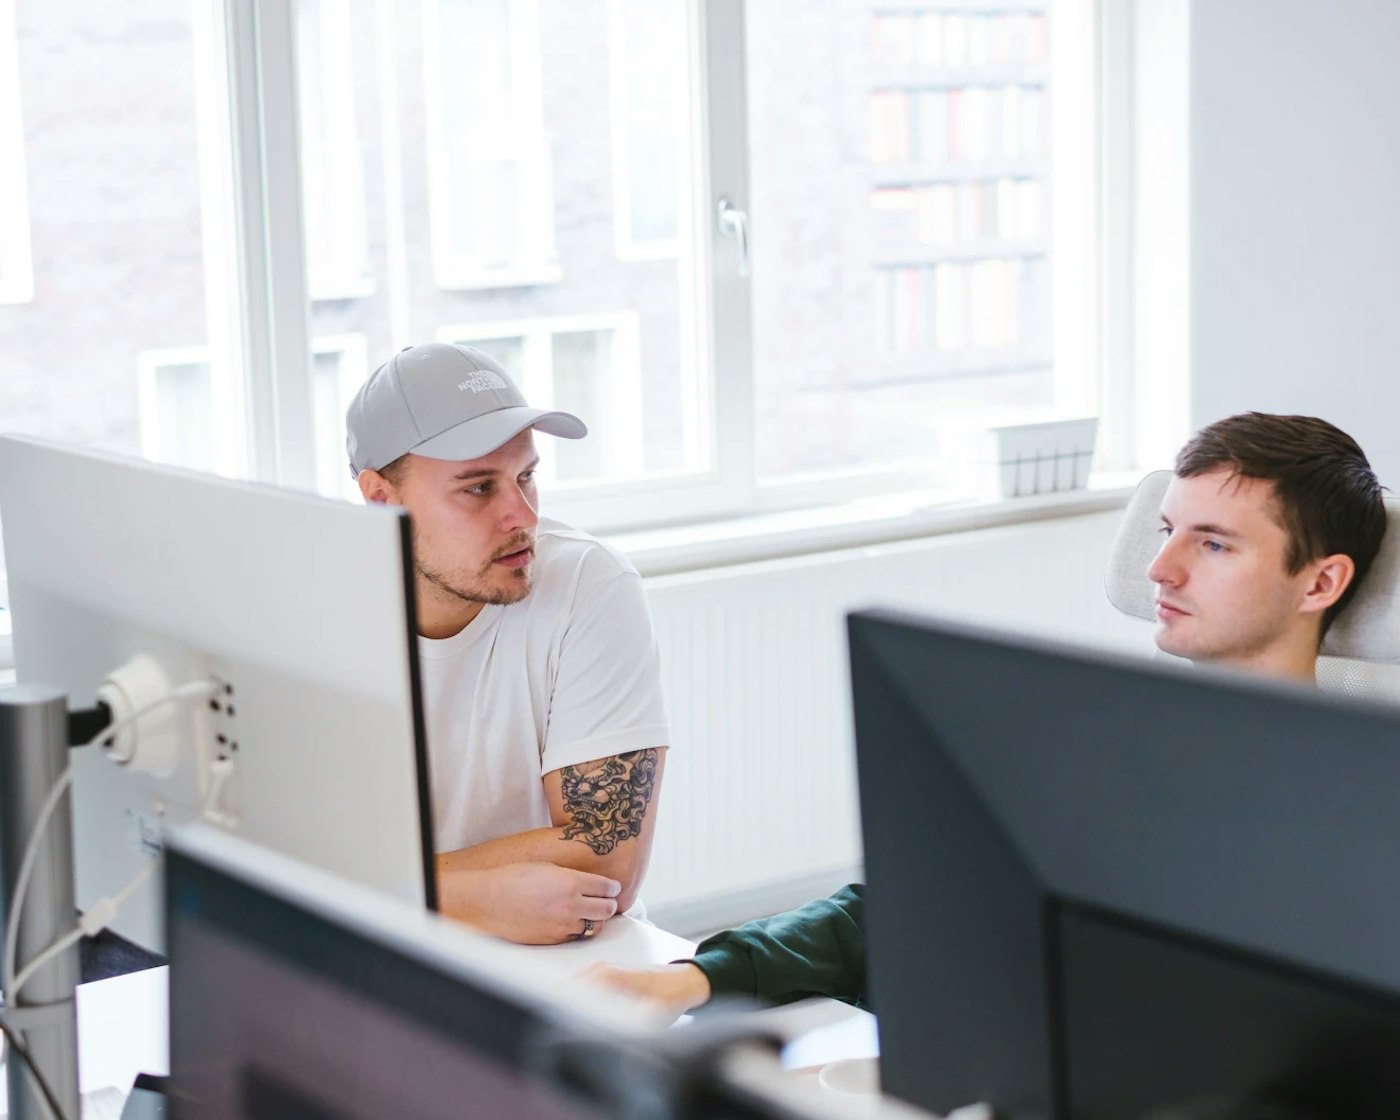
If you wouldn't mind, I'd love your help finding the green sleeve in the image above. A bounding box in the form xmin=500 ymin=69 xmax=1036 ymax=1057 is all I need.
xmin=687 ymin=884 xmax=867 ymax=1008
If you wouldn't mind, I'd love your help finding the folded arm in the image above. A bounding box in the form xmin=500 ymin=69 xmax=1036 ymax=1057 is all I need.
xmin=437 ymin=746 xmax=666 ymax=914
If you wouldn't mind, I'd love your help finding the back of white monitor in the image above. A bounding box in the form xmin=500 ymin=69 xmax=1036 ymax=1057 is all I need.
xmin=0 ymin=435 xmax=433 ymax=948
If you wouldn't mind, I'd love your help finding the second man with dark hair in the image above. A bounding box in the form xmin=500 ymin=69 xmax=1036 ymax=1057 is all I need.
xmin=587 ymin=411 xmax=1387 ymax=1012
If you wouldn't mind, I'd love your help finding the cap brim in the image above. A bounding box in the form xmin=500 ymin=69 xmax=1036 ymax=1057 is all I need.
xmin=410 ymin=406 xmax=587 ymax=464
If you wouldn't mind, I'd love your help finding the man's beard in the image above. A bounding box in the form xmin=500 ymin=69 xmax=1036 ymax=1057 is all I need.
xmin=416 ymin=534 xmax=534 ymax=607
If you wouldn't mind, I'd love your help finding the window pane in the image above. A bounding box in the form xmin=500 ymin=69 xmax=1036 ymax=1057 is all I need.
xmin=293 ymin=0 xmax=706 ymax=493
xmin=0 ymin=2 xmax=232 ymax=463
xmin=747 ymin=1 xmax=1081 ymax=482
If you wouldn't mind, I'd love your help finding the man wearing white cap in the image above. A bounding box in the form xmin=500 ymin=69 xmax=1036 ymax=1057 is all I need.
xmin=346 ymin=342 xmax=669 ymax=945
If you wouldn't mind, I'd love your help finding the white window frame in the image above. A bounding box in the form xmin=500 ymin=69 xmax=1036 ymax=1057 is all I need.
xmin=226 ymin=0 xmax=1130 ymax=534
xmin=437 ymin=313 xmax=645 ymax=487
xmin=421 ymin=0 xmax=561 ymax=290
xmin=0 ymin=0 xmax=34 ymax=305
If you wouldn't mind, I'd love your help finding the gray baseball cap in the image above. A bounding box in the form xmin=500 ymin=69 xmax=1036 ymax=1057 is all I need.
xmin=345 ymin=342 xmax=587 ymax=477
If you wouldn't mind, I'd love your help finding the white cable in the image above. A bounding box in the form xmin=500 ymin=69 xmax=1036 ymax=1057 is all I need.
xmin=10 ymin=858 xmax=161 ymax=1001
xmin=2 ymin=677 xmax=222 ymax=1005
xmin=1 ymin=764 xmax=74 ymax=1003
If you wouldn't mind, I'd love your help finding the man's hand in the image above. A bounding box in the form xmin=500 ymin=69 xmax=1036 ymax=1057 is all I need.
xmin=580 ymin=960 xmax=712 ymax=1017
xmin=439 ymin=860 xmax=621 ymax=945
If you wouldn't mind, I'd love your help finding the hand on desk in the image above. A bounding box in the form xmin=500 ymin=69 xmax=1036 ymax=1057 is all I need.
xmin=437 ymin=860 xmax=621 ymax=945
xmin=580 ymin=960 xmax=712 ymax=1018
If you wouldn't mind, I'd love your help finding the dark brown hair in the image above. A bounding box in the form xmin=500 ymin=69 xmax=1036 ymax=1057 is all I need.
xmin=1175 ymin=412 xmax=1386 ymax=634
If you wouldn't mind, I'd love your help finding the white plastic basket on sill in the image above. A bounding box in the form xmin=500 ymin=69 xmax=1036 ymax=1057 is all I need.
xmin=945 ymin=416 xmax=1100 ymax=499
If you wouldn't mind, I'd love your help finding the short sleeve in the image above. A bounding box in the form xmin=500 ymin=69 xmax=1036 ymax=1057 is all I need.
xmin=538 ymin=567 xmax=670 ymax=775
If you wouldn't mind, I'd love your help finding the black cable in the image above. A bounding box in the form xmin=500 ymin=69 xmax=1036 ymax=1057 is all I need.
xmin=0 ymin=1011 xmax=70 ymax=1120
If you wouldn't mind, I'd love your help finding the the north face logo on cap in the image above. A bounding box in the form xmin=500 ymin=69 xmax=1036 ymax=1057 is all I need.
xmin=458 ymin=371 xmax=509 ymax=393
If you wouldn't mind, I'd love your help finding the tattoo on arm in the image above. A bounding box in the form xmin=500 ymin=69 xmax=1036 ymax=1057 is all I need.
xmin=559 ymin=749 xmax=659 ymax=856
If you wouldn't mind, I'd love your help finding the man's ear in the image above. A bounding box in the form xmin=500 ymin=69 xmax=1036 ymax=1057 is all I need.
xmin=357 ymin=468 xmax=396 ymax=506
xmin=1299 ymin=553 xmax=1356 ymax=617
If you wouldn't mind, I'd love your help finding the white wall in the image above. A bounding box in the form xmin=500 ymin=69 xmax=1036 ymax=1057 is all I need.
xmin=1188 ymin=0 xmax=1400 ymax=488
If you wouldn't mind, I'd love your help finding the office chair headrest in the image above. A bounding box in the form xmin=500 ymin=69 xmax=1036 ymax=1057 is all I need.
xmin=1105 ymin=470 xmax=1400 ymax=662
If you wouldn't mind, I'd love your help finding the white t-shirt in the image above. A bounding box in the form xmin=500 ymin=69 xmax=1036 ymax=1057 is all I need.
xmin=417 ymin=519 xmax=670 ymax=853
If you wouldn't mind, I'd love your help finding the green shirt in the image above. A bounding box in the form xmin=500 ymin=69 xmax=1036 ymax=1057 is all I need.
xmin=689 ymin=884 xmax=867 ymax=1008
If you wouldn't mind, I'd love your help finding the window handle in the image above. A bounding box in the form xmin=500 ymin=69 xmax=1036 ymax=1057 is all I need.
xmin=716 ymin=197 xmax=750 ymax=278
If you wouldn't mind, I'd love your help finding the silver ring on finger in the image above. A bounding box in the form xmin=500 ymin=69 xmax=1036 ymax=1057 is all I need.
xmin=580 ymin=917 xmax=597 ymax=940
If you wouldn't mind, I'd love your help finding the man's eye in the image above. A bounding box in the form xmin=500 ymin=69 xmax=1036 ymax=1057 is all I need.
xmin=1157 ymin=525 xmax=1172 ymax=537
xmin=519 ymin=470 xmax=536 ymax=486
xmin=1204 ymin=539 xmax=1226 ymax=553
xmin=465 ymin=482 xmax=491 ymax=497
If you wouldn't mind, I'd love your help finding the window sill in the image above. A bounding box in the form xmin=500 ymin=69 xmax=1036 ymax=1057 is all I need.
xmin=608 ymin=472 xmax=1142 ymax=578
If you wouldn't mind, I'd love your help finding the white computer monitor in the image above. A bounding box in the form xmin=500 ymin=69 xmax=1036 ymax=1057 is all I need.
xmin=0 ymin=435 xmax=435 ymax=949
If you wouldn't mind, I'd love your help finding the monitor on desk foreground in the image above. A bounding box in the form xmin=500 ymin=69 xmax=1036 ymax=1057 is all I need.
xmin=165 ymin=825 xmax=902 ymax=1120
xmin=0 ymin=435 xmax=436 ymax=951
xmin=849 ymin=609 xmax=1400 ymax=1120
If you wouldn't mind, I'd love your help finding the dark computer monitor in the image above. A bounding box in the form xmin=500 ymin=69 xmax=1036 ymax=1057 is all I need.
xmin=849 ymin=609 xmax=1400 ymax=1120
xmin=164 ymin=826 xmax=878 ymax=1120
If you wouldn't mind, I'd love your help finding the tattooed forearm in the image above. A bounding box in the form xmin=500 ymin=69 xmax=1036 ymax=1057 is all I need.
xmin=559 ymin=749 xmax=659 ymax=856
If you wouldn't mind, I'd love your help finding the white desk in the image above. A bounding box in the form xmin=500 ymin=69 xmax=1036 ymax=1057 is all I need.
xmin=6 ymin=915 xmax=878 ymax=1117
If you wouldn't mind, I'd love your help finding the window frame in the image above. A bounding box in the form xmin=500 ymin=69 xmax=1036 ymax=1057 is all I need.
xmin=227 ymin=0 xmax=1124 ymax=535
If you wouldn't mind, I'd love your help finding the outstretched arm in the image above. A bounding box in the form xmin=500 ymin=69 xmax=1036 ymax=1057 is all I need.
xmin=585 ymin=886 xmax=867 ymax=1009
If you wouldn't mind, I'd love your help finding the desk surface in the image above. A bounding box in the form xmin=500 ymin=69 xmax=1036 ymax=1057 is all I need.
xmin=50 ymin=915 xmax=878 ymax=1116
xmin=66 ymin=915 xmax=696 ymax=1099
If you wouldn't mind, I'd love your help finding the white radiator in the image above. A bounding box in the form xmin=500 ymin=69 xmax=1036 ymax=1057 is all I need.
xmin=640 ymin=509 xmax=1150 ymax=933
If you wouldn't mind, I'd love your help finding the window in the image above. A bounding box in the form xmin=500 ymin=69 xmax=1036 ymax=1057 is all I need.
xmin=294 ymin=0 xmax=372 ymax=301
xmin=744 ymin=0 xmax=1093 ymax=485
xmin=138 ymin=336 xmax=368 ymax=498
xmin=1 ymin=0 xmax=1111 ymax=541
xmin=608 ymin=0 xmax=684 ymax=259
xmin=310 ymin=334 xmax=370 ymax=500
xmin=137 ymin=348 xmax=219 ymax=473
xmin=438 ymin=314 xmax=643 ymax=486
xmin=423 ymin=0 xmax=559 ymax=288
xmin=0 ymin=2 xmax=230 ymax=467
xmin=0 ymin=0 xmax=34 ymax=304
